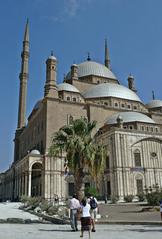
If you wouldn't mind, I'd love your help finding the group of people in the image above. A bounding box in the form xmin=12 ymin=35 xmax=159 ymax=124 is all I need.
xmin=69 ymin=194 xmax=98 ymax=238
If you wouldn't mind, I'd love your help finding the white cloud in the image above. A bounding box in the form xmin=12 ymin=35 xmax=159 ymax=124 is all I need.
xmin=64 ymin=0 xmax=79 ymax=17
xmin=42 ymin=0 xmax=94 ymax=23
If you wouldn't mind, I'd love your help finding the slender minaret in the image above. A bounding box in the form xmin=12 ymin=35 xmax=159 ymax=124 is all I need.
xmin=105 ymin=39 xmax=111 ymax=69
xmin=71 ymin=64 xmax=78 ymax=80
xmin=44 ymin=51 xmax=58 ymax=98
xmin=17 ymin=19 xmax=29 ymax=128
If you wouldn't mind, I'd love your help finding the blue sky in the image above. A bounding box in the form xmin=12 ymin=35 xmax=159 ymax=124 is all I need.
xmin=0 ymin=0 xmax=162 ymax=171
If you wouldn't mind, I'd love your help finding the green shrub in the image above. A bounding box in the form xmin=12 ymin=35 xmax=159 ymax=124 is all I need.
xmin=137 ymin=194 xmax=145 ymax=202
xmin=27 ymin=197 xmax=41 ymax=209
xmin=84 ymin=186 xmax=98 ymax=198
xmin=124 ymin=195 xmax=133 ymax=202
xmin=146 ymin=192 xmax=162 ymax=206
xmin=40 ymin=200 xmax=52 ymax=212
xmin=111 ymin=196 xmax=118 ymax=204
xmin=20 ymin=195 xmax=30 ymax=206
xmin=47 ymin=205 xmax=58 ymax=215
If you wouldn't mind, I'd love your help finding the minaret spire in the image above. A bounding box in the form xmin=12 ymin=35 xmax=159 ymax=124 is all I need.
xmin=24 ymin=18 xmax=29 ymax=42
xmin=105 ymin=38 xmax=111 ymax=69
xmin=152 ymin=90 xmax=155 ymax=100
xmin=17 ymin=19 xmax=29 ymax=128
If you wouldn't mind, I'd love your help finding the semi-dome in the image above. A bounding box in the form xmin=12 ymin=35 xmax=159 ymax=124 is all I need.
xmin=105 ymin=111 xmax=155 ymax=125
xmin=146 ymin=100 xmax=162 ymax=109
xmin=66 ymin=61 xmax=117 ymax=80
xmin=57 ymin=83 xmax=79 ymax=93
xmin=83 ymin=83 xmax=142 ymax=102
xmin=30 ymin=149 xmax=41 ymax=155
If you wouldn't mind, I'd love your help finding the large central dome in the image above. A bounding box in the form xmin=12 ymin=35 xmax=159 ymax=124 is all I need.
xmin=66 ymin=61 xmax=117 ymax=80
xmin=83 ymin=83 xmax=142 ymax=102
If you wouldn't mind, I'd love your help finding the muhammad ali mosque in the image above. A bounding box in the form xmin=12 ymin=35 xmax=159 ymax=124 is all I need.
xmin=0 ymin=21 xmax=162 ymax=202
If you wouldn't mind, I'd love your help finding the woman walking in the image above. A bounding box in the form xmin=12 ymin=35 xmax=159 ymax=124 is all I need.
xmin=80 ymin=198 xmax=91 ymax=238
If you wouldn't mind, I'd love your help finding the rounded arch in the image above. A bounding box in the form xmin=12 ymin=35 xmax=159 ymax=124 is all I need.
xmin=31 ymin=162 xmax=42 ymax=197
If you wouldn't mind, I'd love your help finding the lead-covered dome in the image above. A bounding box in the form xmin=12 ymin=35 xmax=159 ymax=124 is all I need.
xmin=146 ymin=100 xmax=162 ymax=109
xmin=66 ymin=61 xmax=117 ymax=80
xmin=57 ymin=83 xmax=79 ymax=93
xmin=30 ymin=149 xmax=41 ymax=155
xmin=83 ymin=83 xmax=142 ymax=102
xmin=105 ymin=111 xmax=155 ymax=125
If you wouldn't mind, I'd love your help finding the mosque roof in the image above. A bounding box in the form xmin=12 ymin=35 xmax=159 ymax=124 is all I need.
xmin=66 ymin=61 xmax=117 ymax=80
xmin=82 ymin=83 xmax=142 ymax=102
xmin=105 ymin=111 xmax=156 ymax=125
xmin=146 ymin=100 xmax=162 ymax=109
xmin=57 ymin=83 xmax=80 ymax=93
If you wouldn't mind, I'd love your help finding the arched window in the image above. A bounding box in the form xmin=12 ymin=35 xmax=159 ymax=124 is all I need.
xmin=134 ymin=149 xmax=141 ymax=167
xmin=114 ymin=102 xmax=118 ymax=107
xmin=67 ymin=96 xmax=70 ymax=101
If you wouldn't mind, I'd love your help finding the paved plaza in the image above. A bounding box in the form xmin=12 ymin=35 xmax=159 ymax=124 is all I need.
xmin=0 ymin=202 xmax=39 ymax=221
xmin=0 ymin=202 xmax=162 ymax=239
xmin=0 ymin=223 xmax=162 ymax=239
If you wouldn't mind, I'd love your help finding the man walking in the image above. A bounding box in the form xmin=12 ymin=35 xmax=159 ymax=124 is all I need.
xmin=69 ymin=194 xmax=80 ymax=231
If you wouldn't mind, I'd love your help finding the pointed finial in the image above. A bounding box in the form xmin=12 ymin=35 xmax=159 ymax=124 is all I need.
xmin=128 ymin=73 xmax=134 ymax=79
xmin=24 ymin=18 xmax=29 ymax=42
xmin=87 ymin=52 xmax=91 ymax=61
xmin=152 ymin=90 xmax=155 ymax=100
xmin=105 ymin=38 xmax=110 ymax=69
xmin=51 ymin=50 xmax=54 ymax=56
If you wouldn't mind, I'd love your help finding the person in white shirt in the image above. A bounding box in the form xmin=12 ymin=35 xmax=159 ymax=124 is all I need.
xmin=88 ymin=195 xmax=98 ymax=232
xmin=80 ymin=198 xmax=91 ymax=238
xmin=69 ymin=194 xmax=80 ymax=231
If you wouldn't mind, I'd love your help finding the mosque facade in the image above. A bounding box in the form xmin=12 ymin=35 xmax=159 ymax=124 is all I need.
xmin=0 ymin=21 xmax=162 ymax=202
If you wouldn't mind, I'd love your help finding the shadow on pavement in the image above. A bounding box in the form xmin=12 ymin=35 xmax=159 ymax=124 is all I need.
xmin=39 ymin=229 xmax=73 ymax=232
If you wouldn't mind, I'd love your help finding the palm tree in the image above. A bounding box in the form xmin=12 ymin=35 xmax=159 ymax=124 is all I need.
xmin=49 ymin=117 xmax=106 ymax=200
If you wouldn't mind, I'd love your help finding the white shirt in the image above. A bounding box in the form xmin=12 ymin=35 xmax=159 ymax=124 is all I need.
xmin=81 ymin=203 xmax=91 ymax=217
xmin=69 ymin=198 xmax=80 ymax=209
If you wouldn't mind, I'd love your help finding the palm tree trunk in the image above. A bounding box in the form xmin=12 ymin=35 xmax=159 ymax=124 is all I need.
xmin=74 ymin=168 xmax=85 ymax=201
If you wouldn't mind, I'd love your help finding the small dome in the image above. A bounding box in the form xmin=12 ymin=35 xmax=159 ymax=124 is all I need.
xmin=83 ymin=83 xmax=142 ymax=102
xmin=30 ymin=149 xmax=40 ymax=155
xmin=48 ymin=55 xmax=56 ymax=60
xmin=117 ymin=114 xmax=123 ymax=123
xmin=66 ymin=61 xmax=117 ymax=80
xmin=146 ymin=100 xmax=162 ymax=109
xmin=105 ymin=111 xmax=156 ymax=125
xmin=57 ymin=83 xmax=80 ymax=93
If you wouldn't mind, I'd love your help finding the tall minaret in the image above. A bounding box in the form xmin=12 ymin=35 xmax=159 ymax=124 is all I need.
xmin=105 ymin=39 xmax=111 ymax=69
xmin=17 ymin=19 xmax=29 ymax=128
